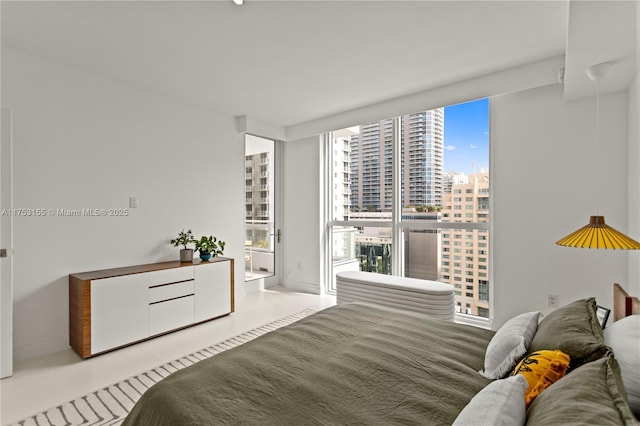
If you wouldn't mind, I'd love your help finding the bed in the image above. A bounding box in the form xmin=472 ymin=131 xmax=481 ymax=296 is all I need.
xmin=124 ymin=302 xmax=494 ymax=425
xmin=614 ymin=282 xmax=640 ymax=320
xmin=123 ymin=291 xmax=639 ymax=425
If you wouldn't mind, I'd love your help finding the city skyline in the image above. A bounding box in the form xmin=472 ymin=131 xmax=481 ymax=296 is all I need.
xmin=346 ymin=98 xmax=489 ymax=178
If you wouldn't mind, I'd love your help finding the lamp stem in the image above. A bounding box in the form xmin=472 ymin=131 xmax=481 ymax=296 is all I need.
xmin=595 ymin=78 xmax=600 ymax=217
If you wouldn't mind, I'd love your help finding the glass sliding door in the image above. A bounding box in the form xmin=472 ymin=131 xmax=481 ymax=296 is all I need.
xmin=244 ymin=135 xmax=280 ymax=287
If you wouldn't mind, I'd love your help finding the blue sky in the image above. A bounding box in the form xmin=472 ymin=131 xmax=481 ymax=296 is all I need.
xmin=443 ymin=98 xmax=489 ymax=174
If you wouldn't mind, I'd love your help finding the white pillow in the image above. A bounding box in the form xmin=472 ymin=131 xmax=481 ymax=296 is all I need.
xmin=453 ymin=374 xmax=528 ymax=426
xmin=604 ymin=314 xmax=640 ymax=418
xmin=479 ymin=311 xmax=540 ymax=379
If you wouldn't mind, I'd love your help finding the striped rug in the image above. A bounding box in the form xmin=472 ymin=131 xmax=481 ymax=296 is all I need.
xmin=8 ymin=309 xmax=316 ymax=426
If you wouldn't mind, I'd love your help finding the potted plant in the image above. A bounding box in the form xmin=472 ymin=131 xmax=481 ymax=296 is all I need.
xmin=170 ymin=229 xmax=195 ymax=262
xmin=194 ymin=235 xmax=225 ymax=261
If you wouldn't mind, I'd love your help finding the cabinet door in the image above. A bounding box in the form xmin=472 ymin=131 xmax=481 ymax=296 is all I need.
xmin=91 ymin=273 xmax=149 ymax=354
xmin=194 ymin=261 xmax=231 ymax=322
xmin=149 ymin=295 xmax=195 ymax=336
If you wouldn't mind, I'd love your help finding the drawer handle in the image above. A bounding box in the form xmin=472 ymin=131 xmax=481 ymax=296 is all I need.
xmin=149 ymin=294 xmax=194 ymax=305
xmin=149 ymin=279 xmax=194 ymax=289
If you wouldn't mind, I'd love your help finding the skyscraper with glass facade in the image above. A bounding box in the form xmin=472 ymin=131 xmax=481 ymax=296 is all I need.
xmin=349 ymin=109 xmax=444 ymax=211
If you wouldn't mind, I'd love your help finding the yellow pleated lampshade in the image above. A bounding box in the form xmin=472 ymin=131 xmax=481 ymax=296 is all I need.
xmin=556 ymin=216 xmax=640 ymax=249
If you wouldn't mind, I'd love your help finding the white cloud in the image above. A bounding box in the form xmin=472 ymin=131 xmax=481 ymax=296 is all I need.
xmin=445 ymin=145 xmax=456 ymax=151
xmin=469 ymin=144 xmax=478 ymax=149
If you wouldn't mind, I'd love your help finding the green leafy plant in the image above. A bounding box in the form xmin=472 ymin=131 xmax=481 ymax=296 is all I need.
xmin=170 ymin=229 xmax=195 ymax=250
xmin=194 ymin=235 xmax=225 ymax=256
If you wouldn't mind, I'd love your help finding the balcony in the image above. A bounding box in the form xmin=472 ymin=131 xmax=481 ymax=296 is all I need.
xmin=245 ymin=220 xmax=276 ymax=281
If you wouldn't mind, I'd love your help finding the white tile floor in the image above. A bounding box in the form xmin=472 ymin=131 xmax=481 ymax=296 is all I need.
xmin=0 ymin=286 xmax=336 ymax=425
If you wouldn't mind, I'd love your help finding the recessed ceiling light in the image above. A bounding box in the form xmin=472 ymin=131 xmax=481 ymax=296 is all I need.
xmin=233 ymin=0 xmax=244 ymax=5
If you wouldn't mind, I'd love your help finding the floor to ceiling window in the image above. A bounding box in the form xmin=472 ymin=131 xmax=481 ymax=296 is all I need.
xmin=327 ymin=99 xmax=490 ymax=318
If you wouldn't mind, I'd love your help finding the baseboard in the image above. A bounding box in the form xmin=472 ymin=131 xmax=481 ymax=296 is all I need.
xmin=244 ymin=279 xmax=264 ymax=293
xmin=283 ymin=280 xmax=321 ymax=295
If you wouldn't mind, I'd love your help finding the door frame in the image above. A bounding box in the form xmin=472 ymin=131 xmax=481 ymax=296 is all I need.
xmin=243 ymin=134 xmax=282 ymax=290
xmin=1 ymin=107 xmax=14 ymax=378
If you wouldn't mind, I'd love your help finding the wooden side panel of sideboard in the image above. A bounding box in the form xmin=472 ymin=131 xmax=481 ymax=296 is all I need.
xmin=69 ymin=276 xmax=91 ymax=359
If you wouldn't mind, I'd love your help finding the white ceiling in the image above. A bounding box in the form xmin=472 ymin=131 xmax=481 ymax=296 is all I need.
xmin=564 ymin=0 xmax=639 ymax=99
xmin=1 ymin=1 xmax=638 ymax=128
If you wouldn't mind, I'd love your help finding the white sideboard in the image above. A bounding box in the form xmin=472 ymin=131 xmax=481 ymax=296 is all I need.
xmin=69 ymin=258 xmax=234 ymax=359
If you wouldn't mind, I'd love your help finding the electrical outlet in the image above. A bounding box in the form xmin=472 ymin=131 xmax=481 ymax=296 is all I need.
xmin=548 ymin=294 xmax=559 ymax=308
xmin=129 ymin=197 xmax=138 ymax=208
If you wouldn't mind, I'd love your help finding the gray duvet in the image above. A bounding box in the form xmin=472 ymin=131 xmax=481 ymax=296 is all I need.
xmin=123 ymin=302 xmax=494 ymax=425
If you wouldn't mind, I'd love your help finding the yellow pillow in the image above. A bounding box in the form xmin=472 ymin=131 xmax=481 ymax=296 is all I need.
xmin=511 ymin=349 xmax=570 ymax=407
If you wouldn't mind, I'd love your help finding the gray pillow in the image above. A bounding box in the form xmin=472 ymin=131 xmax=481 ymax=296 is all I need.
xmin=453 ymin=374 xmax=528 ymax=426
xmin=528 ymin=297 xmax=608 ymax=369
xmin=604 ymin=315 xmax=640 ymax=419
xmin=527 ymin=355 xmax=636 ymax=425
xmin=479 ymin=311 xmax=540 ymax=379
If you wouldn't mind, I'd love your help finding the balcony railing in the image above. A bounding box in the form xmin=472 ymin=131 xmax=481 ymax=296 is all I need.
xmin=245 ymin=219 xmax=276 ymax=280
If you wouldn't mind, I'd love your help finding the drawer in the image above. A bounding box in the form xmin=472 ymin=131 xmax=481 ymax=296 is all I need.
xmin=149 ymin=267 xmax=194 ymax=287
xmin=149 ymin=295 xmax=194 ymax=336
xmin=149 ymin=280 xmax=194 ymax=303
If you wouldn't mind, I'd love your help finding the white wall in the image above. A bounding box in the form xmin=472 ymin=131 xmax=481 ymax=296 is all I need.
xmin=1 ymin=48 xmax=246 ymax=362
xmin=282 ymin=136 xmax=324 ymax=294
xmin=492 ymin=83 xmax=630 ymax=327
xmin=628 ymin=69 xmax=640 ymax=297
xmin=287 ymin=57 xmax=564 ymax=140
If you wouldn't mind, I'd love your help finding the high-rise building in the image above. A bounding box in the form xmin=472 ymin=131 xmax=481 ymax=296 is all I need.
xmin=245 ymin=148 xmax=275 ymax=254
xmin=349 ymin=109 xmax=444 ymax=211
xmin=402 ymin=210 xmax=441 ymax=281
xmin=245 ymin=151 xmax=272 ymax=222
xmin=443 ymin=171 xmax=468 ymax=195
xmin=402 ymin=110 xmax=444 ymax=207
xmin=439 ymin=172 xmax=490 ymax=317
xmin=331 ymin=129 xmax=353 ymax=221
xmin=349 ymin=119 xmax=392 ymax=211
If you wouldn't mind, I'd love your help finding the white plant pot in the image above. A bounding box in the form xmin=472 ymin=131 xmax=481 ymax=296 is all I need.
xmin=179 ymin=249 xmax=194 ymax=262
